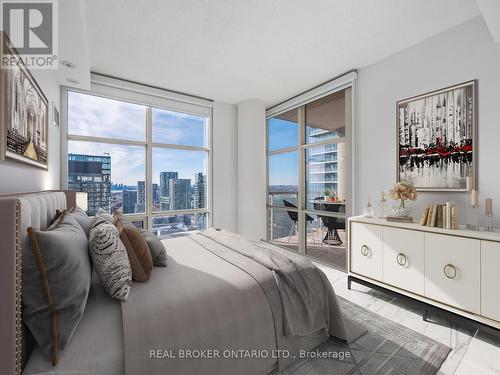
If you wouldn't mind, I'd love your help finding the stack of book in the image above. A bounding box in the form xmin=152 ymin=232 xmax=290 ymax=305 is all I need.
xmin=419 ymin=202 xmax=459 ymax=229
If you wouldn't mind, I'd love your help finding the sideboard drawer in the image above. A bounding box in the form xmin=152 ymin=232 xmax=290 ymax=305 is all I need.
xmin=481 ymin=241 xmax=500 ymax=322
xmin=424 ymin=233 xmax=480 ymax=314
xmin=350 ymin=222 xmax=383 ymax=281
xmin=382 ymin=227 xmax=425 ymax=295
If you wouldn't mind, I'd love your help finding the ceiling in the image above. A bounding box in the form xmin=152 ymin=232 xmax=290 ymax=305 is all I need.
xmin=83 ymin=0 xmax=481 ymax=105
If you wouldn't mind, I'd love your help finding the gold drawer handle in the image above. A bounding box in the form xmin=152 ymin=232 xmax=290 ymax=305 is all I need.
xmin=396 ymin=253 xmax=407 ymax=267
xmin=443 ymin=264 xmax=457 ymax=279
xmin=360 ymin=245 xmax=369 ymax=256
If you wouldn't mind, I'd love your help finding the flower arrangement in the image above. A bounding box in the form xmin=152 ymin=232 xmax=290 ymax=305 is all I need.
xmin=390 ymin=182 xmax=417 ymax=209
xmin=324 ymin=189 xmax=336 ymax=202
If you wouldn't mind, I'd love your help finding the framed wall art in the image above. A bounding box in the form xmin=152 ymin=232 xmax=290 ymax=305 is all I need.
xmin=396 ymin=80 xmax=477 ymax=191
xmin=1 ymin=33 xmax=49 ymax=169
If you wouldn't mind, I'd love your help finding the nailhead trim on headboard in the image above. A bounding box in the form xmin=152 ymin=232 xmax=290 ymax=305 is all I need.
xmin=15 ymin=200 xmax=21 ymax=375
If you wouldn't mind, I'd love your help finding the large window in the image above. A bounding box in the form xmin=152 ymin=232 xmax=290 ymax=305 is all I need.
xmin=266 ymin=87 xmax=352 ymax=269
xmin=64 ymin=77 xmax=211 ymax=238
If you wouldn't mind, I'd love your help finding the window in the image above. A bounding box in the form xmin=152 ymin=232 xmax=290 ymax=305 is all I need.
xmin=266 ymin=87 xmax=352 ymax=269
xmin=64 ymin=77 xmax=212 ymax=238
xmin=267 ymin=108 xmax=299 ymax=151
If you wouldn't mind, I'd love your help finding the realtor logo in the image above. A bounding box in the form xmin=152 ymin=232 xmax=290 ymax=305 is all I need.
xmin=1 ymin=0 xmax=58 ymax=68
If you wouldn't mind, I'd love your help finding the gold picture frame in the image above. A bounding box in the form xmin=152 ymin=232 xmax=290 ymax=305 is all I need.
xmin=1 ymin=32 xmax=49 ymax=170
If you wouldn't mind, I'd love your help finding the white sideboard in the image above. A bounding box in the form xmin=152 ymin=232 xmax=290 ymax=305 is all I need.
xmin=348 ymin=216 xmax=500 ymax=329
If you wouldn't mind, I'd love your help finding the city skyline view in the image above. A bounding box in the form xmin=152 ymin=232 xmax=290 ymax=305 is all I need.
xmin=68 ymin=91 xmax=207 ymax=186
xmin=66 ymin=89 xmax=210 ymax=237
xmin=68 ymin=152 xmax=207 ymax=238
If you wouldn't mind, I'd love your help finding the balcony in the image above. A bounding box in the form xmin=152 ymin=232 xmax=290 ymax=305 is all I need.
xmin=269 ymin=217 xmax=346 ymax=270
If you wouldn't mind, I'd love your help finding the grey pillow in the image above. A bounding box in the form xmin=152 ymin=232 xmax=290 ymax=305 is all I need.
xmin=140 ymin=228 xmax=168 ymax=267
xmin=25 ymin=214 xmax=91 ymax=366
xmin=68 ymin=206 xmax=92 ymax=237
xmin=55 ymin=206 xmax=92 ymax=237
xmin=89 ymin=223 xmax=132 ymax=301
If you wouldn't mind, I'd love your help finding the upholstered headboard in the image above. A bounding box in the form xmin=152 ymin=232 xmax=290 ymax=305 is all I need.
xmin=0 ymin=190 xmax=76 ymax=375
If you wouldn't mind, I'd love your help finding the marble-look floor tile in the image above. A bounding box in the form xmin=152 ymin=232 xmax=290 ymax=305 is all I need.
xmin=454 ymin=329 xmax=500 ymax=375
xmin=331 ymin=276 xmax=395 ymax=313
xmin=313 ymin=262 xmax=347 ymax=284
xmin=372 ymin=296 xmax=476 ymax=375
xmin=314 ymin=262 xmax=500 ymax=374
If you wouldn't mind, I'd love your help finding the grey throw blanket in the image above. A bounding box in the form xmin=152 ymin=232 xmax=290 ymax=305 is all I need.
xmin=199 ymin=229 xmax=346 ymax=338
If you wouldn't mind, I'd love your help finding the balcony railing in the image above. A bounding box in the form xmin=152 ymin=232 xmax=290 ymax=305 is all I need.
xmin=268 ymin=191 xmax=298 ymax=206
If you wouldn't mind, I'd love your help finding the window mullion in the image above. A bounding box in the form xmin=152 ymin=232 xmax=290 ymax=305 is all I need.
xmin=298 ymin=106 xmax=306 ymax=254
xmin=146 ymin=107 xmax=153 ymax=230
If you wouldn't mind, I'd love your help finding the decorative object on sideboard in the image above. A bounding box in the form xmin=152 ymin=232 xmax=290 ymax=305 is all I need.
xmin=396 ymin=80 xmax=477 ymax=192
xmin=420 ymin=201 xmax=459 ymax=229
xmin=363 ymin=197 xmax=374 ymax=217
xmin=485 ymin=198 xmax=495 ymax=232
xmin=464 ymin=176 xmax=473 ymax=229
xmin=469 ymin=190 xmax=481 ymax=231
xmin=388 ymin=182 xmax=417 ymax=221
xmin=0 ymin=32 xmax=49 ymax=169
xmin=377 ymin=191 xmax=388 ymax=218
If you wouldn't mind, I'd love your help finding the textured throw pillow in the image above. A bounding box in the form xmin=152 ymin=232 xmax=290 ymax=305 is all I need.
xmin=90 ymin=208 xmax=114 ymax=230
xmin=140 ymin=228 xmax=168 ymax=267
xmin=115 ymin=217 xmax=153 ymax=281
xmin=89 ymin=223 xmax=132 ymax=301
xmin=25 ymin=213 xmax=92 ymax=366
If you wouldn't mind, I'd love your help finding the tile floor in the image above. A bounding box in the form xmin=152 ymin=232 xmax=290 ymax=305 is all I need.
xmin=273 ymin=229 xmax=347 ymax=270
xmin=313 ymin=262 xmax=500 ymax=375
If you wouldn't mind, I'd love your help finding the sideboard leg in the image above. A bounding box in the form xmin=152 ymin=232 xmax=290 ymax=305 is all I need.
xmin=347 ymin=276 xmax=352 ymax=290
xmin=423 ymin=308 xmax=428 ymax=322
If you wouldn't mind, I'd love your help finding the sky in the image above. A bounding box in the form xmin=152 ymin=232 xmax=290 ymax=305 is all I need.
xmin=68 ymin=91 xmax=207 ymax=186
xmin=267 ymin=118 xmax=298 ymax=151
xmin=268 ymin=151 xmax=298 ymax=186
xmin=267 ymin=118 xmax=299 ymax=186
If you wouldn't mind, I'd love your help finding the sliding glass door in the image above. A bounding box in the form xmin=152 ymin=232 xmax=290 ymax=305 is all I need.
xmin=266 ymin=87 xmax=352 ymax=270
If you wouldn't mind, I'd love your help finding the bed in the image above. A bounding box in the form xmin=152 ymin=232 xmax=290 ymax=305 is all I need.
xmin=0 ymin=190 xmax=364 ymax=375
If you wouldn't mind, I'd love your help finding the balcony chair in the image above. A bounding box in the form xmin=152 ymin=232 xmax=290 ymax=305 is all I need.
xmin=283 ymin=200 xmax=316 ymax=245
xmin=313 ymin=200 xmax=345 ymax=247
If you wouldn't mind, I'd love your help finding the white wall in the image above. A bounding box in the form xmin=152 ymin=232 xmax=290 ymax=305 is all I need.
xmin=237 ymin=99 xmax=267 ymax=239
xmin=212 ymin=101 xmax=238 ymax=231
xmin=357 ymin=16 xmax=500 ymax=224
xmin=0 ymin=0 xmax=89 ymax=195
xmin=0 ymin=70 xmax=61 ymax=193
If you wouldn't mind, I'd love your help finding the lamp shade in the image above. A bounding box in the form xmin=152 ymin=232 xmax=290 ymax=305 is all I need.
xmin=75 ymin=192 xmax=88 ymax=211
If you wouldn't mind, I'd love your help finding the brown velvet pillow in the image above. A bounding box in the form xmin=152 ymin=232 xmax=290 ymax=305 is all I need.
xmin=115 ymin=216 xmax=153 ymax=282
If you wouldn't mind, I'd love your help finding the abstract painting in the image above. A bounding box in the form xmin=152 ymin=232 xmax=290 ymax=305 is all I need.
xmin=1 ymin=33 xmax=49 ymax=169
xmin=396 ymin=81 xmax=476 ymax=191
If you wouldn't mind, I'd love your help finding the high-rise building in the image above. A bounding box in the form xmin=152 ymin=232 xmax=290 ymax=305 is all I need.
xmin=194 ymin=173 xmax=205 ymax=209
xmin=68 ymin=153 xmax=111 ymax=214
xmin=122 ymin=190 xmax=137 ymax=214
xmin=307 ymin=132 xmax=344 ymax=202
xmin=152 ymin=183 xmax=160 ymax=205
xmin=169 ymin=179 xmax=191 ymax=210
xmin=136 ymin=181 xmax=145 ymax=212
xmin=160 ymin=171 xmax=178 ymax=210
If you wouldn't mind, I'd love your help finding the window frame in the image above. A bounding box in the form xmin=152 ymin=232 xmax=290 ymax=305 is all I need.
xmin=265 ymin=72 xmax=357 ymax=255
xmin=61 ymin=74 xmax=213 ymax=232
